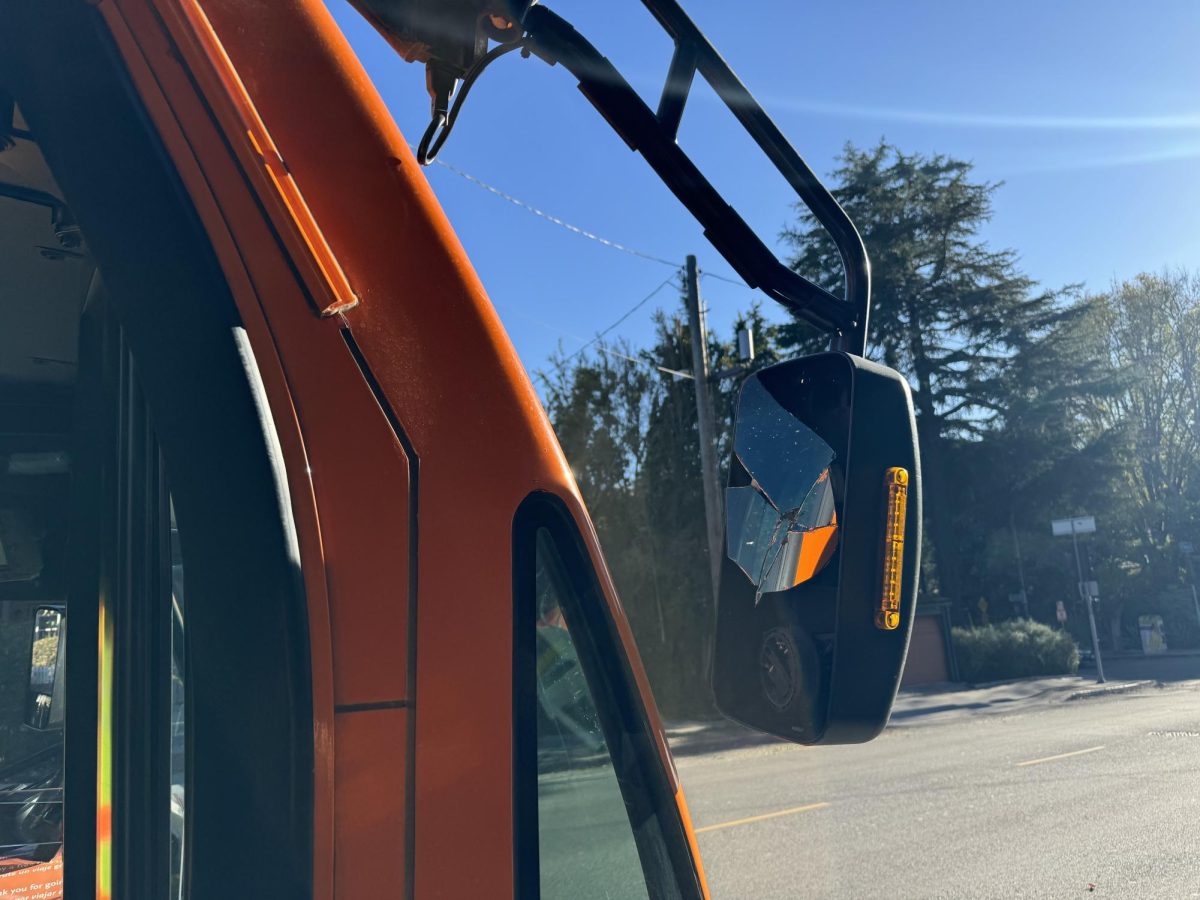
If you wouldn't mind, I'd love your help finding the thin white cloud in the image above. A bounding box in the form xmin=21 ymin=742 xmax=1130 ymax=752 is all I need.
xmin=765 ymin=97 xmax=1200 ymax=132
xmin=1001 ymin=141 xmax=1200 ymax=175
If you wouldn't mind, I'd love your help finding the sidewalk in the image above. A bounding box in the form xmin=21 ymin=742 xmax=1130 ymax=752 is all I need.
xmin=887 ymin=674 xmax=1155 ymax=726
xmin=665 ymin=667 xmax=1188 ymax=757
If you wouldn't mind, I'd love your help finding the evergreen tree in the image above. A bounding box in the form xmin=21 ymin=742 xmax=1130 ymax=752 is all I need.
xmin=780 ymin=141 xmax=1066 ymax=601
xmin=538 ymin=300 xmax=781 ymax=717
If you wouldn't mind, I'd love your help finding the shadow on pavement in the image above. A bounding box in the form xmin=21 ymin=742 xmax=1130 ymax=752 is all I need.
xmin=666 ymin=652 xmax=1200 ymax=757
xmin=665 ymin=720 xmax=786 ymax=758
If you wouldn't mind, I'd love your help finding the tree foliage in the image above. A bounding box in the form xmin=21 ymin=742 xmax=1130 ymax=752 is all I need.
xmin=541 ymin=143 xmax=1200 ymax=713
xmin=781 ymin=142 xmax=1069 ymax=599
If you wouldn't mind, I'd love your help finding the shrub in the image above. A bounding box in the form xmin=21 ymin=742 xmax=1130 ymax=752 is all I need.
xmin=952 ymin=619 xmax=1080 ymax=684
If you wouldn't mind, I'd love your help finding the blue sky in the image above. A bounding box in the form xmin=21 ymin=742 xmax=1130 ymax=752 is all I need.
xmin=327 ymin=0 xmax=1200 ymax=380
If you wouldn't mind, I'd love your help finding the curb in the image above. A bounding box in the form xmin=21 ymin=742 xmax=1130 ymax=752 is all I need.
xmin=1064 ymin=680 xmax=1157 ymax=702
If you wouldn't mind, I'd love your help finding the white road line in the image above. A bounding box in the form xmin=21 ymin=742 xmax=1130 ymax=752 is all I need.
xmin=1016 ymin=745 xmax=1106 ymax=767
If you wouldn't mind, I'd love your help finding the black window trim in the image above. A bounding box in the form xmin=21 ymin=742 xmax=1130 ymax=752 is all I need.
xmin=512 ymin=491 xmax=704 ymax=900
xmin=112 ymin=324 xmax=178 ymax=899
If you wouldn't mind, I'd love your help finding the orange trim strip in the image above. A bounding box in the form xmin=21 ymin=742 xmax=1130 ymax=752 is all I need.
xmin=160 ymin=0 xmax=359 ymax=317
xmin=675 ymin=789 xmax=711 ymax=899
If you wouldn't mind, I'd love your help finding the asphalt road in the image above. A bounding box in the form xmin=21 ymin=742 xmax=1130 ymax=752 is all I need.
xmin=679 ymin=680 xmax=1200 ymax=899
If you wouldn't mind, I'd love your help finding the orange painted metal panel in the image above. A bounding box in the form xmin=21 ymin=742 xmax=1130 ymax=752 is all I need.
xmin=97 ymin=5 xmax=340 ymax=891
xmin=96 ymin=0 xmax=703 ymax=896
xmin=102 ymin=0 xmax=416 ymax=710
xmin=97 ymin=1 xmax=416 ymax=892
xmin=187 ymin=4 xmax=555 ymax=895
xmin=153 ymin=0 xmax=358 ymax=317
xmin=335 ymin=709 xmax=409 ymax=898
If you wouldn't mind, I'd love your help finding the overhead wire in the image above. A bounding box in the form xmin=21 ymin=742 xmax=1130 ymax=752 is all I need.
xmin=428 ymin=156 xmax=682 ymax=268
xmin=592 ymin=344 xmax=694 ymax=380
xmin=427 ymin=156 xmax=757 ymax=290
xmin=701 ymin=270 xmax=757 ymax=289
xmin=495 ymin=287 xmax=692 ymax=380
xmin=419 ymin=154 xmax=767 ymax=368
xmin=565 ymin=276 xmax=679 ymax=362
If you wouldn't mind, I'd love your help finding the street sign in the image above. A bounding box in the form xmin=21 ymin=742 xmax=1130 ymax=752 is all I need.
xmin=1052 ymin=512 xmax=1104 ymax=683
xmin=1182 ymin=541 xmax=1195 ymax=555
xmin=1052 ymin=515 xmax=1096 ymax=536
xmin=1056 ymin=600 xmax=1067 ymax=623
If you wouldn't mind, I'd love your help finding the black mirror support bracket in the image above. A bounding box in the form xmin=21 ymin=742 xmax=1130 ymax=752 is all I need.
xmin=519 ymin=1 xmax=871 ymax=356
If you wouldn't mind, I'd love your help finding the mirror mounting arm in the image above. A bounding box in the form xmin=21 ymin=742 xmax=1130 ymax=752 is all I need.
xmin=521 ymin=2 xmax=871 ymax=355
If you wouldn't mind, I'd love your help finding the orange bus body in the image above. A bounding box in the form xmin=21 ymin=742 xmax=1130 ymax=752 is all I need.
xmin=75 ymin=0 xmax=707 ymax=896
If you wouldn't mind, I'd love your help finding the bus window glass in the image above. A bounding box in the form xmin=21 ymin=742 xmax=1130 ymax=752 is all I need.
xmin=0 ymin=493 xmax=67 ymax=896
xmin=533 ymin=527 xmax=650 ymax=900
xmin=169 ymin=499 xmax=185 ymax=899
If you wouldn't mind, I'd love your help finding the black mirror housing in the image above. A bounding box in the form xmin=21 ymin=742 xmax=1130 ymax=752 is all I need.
xmin=714 ymin=352 xmax=921 ymax=744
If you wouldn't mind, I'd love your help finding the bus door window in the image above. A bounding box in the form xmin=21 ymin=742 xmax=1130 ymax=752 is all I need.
xmin=531 ymin=526 xmax=649 ymax=900
xmin=515 ymin=497 xmax=704 ymax=900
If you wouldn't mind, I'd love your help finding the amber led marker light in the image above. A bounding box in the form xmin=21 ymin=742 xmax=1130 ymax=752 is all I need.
xmin=876 ymin=467 xmax=909 ymax=630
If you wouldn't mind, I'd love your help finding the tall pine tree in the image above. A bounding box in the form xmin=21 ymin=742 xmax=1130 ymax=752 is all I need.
xmin=780 ymin=141 xmax=1064 ymax=601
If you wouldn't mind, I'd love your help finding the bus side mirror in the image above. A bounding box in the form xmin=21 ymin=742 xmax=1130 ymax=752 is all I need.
xmin=713 ymin=353 xmax=921 ymax=744
xmin=25 ymin=607 xmax=66 ymax=731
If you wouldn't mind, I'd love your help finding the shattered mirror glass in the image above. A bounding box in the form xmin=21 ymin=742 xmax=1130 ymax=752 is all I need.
xmin=726 ymin=375 xmax=839 ymax=601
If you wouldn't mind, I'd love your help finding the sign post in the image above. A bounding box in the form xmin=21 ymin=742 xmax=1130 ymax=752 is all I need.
xmin=1052 ymin=515 xmax=1104 ymax=683
xmin=1182 ymin=542 xmax=1200 ymax=629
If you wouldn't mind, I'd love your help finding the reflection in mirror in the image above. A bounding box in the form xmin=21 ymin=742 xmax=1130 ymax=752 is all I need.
xmin=25 ymin=608 xmax=64 ymax=731
xmin=726 ymin=375 xmax=839 ymax=600
xmin=734 ymin=377 xmax=836 ymax=507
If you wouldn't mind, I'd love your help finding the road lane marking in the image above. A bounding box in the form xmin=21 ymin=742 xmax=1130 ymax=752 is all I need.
xmin=1016 ymin=745 xmax=1106 ymax=767
xmin=694 ymin=801 xmax=830 ymax=834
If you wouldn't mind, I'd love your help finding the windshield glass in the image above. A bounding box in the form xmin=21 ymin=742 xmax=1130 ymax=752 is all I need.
xmin=335 ymin=1 xmax=1200 ymax=895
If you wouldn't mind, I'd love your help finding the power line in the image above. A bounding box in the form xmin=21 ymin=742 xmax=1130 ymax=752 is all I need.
xmin=701 ymin=270 xmax=755 ymax=289
xmin=427 ymin=155 xmax=755 ymax=288
xmin=429 ymin=156 xmax=680 ymax=268
xmin=421 ymin=154 xmax=776 ymax=366
xmin=497 ymin=285 xmax=691 ymax=379
xmin=592 ymin=344 xmax=693 ymax=380
xmin=566 ymin=276 xmax=679 ymax=361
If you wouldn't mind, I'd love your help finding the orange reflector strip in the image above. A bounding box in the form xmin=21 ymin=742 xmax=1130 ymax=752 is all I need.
xmin=876 ymin=467 xmax=908 ymax=630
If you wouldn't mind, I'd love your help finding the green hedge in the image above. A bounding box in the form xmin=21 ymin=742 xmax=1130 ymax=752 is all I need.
xmin=952 ymin=619 xmax=1080 ymax=683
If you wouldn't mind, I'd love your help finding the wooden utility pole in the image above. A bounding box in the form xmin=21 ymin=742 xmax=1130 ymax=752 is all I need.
xmin=685 ymin=255 xmax=724 ymax=604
